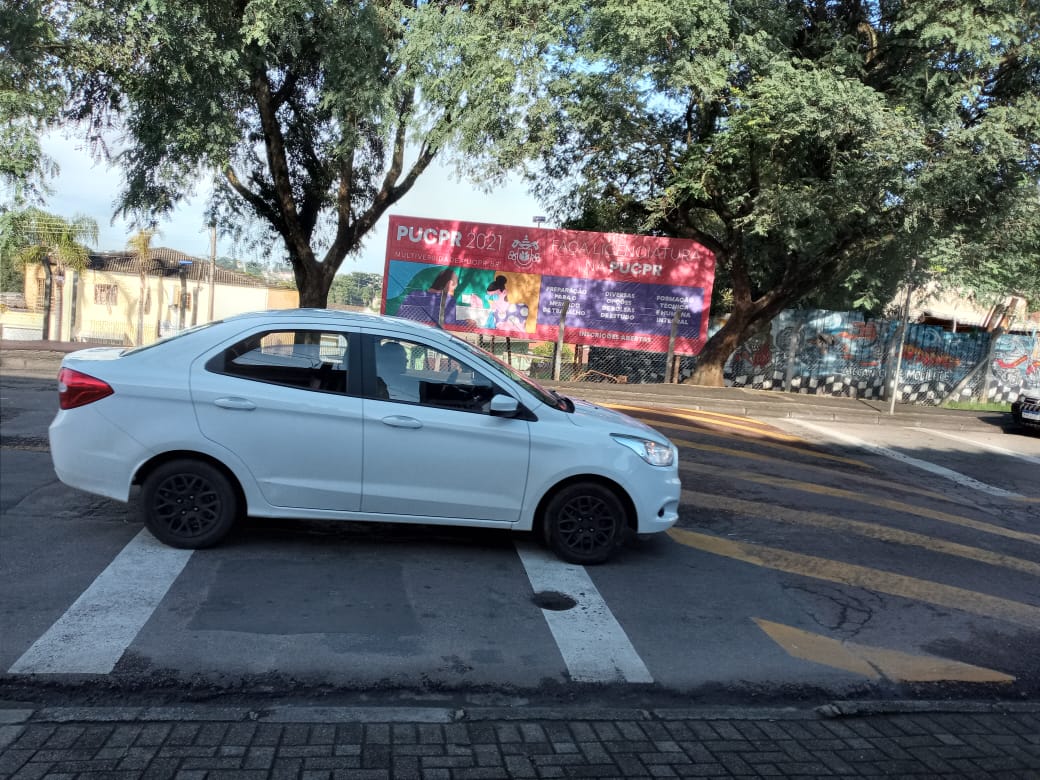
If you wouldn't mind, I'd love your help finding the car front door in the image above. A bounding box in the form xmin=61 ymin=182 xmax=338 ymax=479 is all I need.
xmin=191 ymin=328 xmax=364 ymax=511
xmin=360 ymin=332 xmax=531 ymax=523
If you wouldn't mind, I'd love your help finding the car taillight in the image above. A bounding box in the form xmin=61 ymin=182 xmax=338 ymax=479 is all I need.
xmin=58 ymin=368 xmax=114 ymax=410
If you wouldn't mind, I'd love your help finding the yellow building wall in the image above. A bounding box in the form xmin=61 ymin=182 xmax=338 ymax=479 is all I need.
xmin=19 ymin=266 xmax=297 ymax=346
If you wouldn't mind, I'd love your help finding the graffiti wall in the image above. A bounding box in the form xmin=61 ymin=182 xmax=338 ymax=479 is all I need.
xmin=719 ymin=309 xmax=1039 ymax=404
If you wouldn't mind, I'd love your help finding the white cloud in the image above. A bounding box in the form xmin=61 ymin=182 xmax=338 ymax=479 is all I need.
xmin=40 ymin=130 xmax=544 ymax=277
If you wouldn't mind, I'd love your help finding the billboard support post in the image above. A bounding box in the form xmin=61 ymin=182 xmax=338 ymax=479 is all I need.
xmin=553 ymin=300 xmax=570 ymax=381
xmin=666 ymin=308 xmax=682 ymax=383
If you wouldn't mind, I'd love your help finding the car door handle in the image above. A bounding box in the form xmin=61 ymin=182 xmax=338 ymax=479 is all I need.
xmin=381 ymin=415 xmax=422 ymax=429
xmin=214 ymin=397 xmax=256 ymax=411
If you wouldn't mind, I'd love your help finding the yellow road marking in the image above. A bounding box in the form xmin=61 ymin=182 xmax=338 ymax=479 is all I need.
xmin=753 ymin=619 xmax=1015 ymax=683
xmin=668 ymin=528 xmax=1040 ymax=630
xmin=669 ymin=437 xmax=983 ymax=507
xmin=682 ymin=490 xmax=1040 ymax=577
xmin=605 ymin=403 xmax=806 ymax=443
xmin=679 ymin=461 xmax=1040 ymax=545
xmin=632 ymin=419 xmax=873 ymax=470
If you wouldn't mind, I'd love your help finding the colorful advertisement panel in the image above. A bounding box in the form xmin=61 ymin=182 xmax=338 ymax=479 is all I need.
xmin=382 ymin=215 xmax=716 ymax=354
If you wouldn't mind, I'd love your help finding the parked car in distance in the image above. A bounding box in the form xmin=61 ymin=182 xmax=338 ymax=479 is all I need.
xmin=1011 ymin=389 xmax=1040 ymax=433
xmin=49 ymin=309 xmax=681 ymax=564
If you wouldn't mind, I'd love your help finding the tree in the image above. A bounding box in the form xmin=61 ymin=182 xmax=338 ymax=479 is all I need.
xmin=126 ymin=224 xmax=157 ymax=344
xmin=330 ymin=271 xmax=383 ymax=308
xmin=0 ymin=1 xmax=67 ymax=204
xmin=63 ymin=0 xmax=550 ymax=307
xmin=3 ymin=207 xmax=98 ymax=338
xmin=511 ymin=0 xmax=1040 ymax=385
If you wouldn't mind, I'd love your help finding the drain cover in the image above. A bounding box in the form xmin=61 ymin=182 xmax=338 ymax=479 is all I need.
xmin=532 ymin=590 xmax=577 ymax=611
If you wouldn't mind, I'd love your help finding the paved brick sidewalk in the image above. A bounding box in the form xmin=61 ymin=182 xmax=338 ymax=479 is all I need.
xmin=1 ymin=704 xmax=1038 ymax=778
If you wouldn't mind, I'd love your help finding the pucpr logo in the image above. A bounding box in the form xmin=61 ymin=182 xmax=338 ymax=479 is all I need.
xmin=508 ymin=235 xmax=540 ymax=268
xmin=396 ymin=223 xmax=462 ymax=246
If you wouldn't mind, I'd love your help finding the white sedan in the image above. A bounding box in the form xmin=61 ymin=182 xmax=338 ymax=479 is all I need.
xmin=49 ymin=310 xmax=680 ymax=564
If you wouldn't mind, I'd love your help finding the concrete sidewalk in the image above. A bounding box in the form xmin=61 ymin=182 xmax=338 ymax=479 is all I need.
xmin=1 ymin=702 xmax=1038 ymax=778
xmin=2 ymin=339 xmax=1008 ymax=431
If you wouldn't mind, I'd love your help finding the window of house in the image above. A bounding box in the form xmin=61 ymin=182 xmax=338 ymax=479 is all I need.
xmin=208 ymin=330 xmax=350 ymax=394
xmin=94 ymin=284 xmax=119 ymax=306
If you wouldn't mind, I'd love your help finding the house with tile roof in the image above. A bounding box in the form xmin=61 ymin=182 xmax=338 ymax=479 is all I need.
xmin=7 ymin=247 xmax=298 ymax=345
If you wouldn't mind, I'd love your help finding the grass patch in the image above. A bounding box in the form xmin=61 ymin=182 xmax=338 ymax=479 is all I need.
xmin=941 ymin=400 xmax=1010 ymax=412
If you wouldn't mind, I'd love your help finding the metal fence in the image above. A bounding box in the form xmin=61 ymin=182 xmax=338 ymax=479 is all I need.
xmin=476 ymin=309 xmax=1040 ymax=406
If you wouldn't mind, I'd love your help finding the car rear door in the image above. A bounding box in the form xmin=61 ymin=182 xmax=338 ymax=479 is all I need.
xmin=190 ymin=327 xmax=364 ymax=512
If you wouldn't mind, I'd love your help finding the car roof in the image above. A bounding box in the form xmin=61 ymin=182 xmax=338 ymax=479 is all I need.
xmin=222 ymin=309 xmax=451 ymax=342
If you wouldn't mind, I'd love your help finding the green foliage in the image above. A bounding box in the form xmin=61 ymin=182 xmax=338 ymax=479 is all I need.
xmin=530 ymin=341 xmax=574 ymax=362
xmin=502 ymin=0 xmax=1040 ymax=380
xmin=0 ymin=0 xmax=66 ymax=204
xmin=330 ymin=272 xmax=382 ymax=308
xmin=2 ymin=207 xmax=98 ymax=269
xmin=64 ymin=0 xmax=551 ymax=306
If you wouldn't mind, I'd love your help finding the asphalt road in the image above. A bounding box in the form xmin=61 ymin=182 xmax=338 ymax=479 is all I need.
xmin=1 ymin=368 xmax=1038 ymax=711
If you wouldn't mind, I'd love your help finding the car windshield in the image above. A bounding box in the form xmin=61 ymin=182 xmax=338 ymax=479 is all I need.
xmin=450 ymin=335 xmax=570 ymax=411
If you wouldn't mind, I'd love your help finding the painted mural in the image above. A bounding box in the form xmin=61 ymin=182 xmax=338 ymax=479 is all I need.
xmin=717 ymin=309 xmax=1039 ymax=404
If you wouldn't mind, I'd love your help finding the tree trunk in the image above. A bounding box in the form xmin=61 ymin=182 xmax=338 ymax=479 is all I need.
xmin=40 ymin=259 xmax=53 ymax=341
xmin=686 ymin=311 xmax=750 ymax=386
xmin=294 ymin=257 xmax=336 ymax=309
xmin=686 ymin=291 xmax=792 ymax=386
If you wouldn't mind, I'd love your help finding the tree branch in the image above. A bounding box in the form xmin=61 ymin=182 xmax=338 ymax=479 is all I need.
xmin=250 ymin=67 xmax=312 ymax=263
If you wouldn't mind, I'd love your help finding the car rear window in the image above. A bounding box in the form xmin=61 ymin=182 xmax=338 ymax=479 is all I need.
xmin=208 ymin=330 xmax=350 ymax=394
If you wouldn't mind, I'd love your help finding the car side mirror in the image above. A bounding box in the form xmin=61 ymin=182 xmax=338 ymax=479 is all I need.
xmin=489 ymin=394 xmax=520 ymax=418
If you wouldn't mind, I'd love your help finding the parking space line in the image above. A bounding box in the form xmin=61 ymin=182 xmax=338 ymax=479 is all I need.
xmin=9 ymin=530 xmax=192 ymax=674
xmin=787 ymin=420 xmax=1024 ymax=498
xmin=911 ymin=428 xmax=1040 ymax=466
xmin=515 ymin=543 xmax=652 ymax=684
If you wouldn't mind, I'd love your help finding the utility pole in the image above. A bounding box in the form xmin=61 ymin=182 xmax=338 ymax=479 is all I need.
xmin=208 ymin=223 xmax=216 ymax=322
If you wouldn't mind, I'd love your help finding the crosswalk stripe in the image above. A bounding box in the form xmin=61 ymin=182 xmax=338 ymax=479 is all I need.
xmin=515 ymin=543 xmax=652 ymax=684
xmin=9 ymin=530 xmax=193 ymax=674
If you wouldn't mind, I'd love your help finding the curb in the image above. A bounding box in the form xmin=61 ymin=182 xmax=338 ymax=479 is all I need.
xmin=4 ymin=700 xmax=1039 ymax=726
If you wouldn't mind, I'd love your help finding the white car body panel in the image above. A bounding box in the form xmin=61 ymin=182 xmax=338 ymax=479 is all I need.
xmin=49 ymin=309 xmax=681 ymax=547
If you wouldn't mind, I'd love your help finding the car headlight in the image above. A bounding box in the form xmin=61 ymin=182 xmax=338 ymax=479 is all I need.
xmin=611 ymin=434 xmax=675 ymax=466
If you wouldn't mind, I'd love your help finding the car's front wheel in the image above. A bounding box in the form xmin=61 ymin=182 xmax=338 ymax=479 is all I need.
xmin=141 ymin=459 xmax=240 ymax=549
xmin=543 ymin=482 xmax=627 ymax=565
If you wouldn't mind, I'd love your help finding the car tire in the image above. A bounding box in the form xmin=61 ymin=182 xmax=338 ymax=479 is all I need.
xmin=543 ymin=482 xmax=626 ymax=565
xmin=141 ymin=459 xmax=240 ymax=549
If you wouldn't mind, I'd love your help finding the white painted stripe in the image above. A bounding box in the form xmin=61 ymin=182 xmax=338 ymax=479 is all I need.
xmin=910 ymin=428 xmax=1040 ymax=466
xmin=9 ymin=530 xmax=192 ymax=674
xmin=789 ymin=420 xmax=1023 ymax=499
xmin=515 ymin=543 xmax=652 ymax=683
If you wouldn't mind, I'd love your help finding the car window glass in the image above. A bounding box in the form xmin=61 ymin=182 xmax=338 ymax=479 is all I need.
xmin=372 ymin=337 xmax=497 ymax=413
xmin=214 ymin=330 xmax=349 ymax=393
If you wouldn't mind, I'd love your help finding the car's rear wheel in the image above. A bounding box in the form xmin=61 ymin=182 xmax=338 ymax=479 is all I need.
xmin=543 ymin=482 xmax=626 ymax=565
xmin=141 ymin=459 xmax=239 ymax=549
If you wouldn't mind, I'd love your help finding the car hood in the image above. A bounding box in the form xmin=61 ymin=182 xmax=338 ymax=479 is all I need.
xmin=566 ymin=397 xmax=668 ymax=439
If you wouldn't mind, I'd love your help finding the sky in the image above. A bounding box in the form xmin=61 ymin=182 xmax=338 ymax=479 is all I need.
xmin=39 ymin=130 xmax=546 ymax=277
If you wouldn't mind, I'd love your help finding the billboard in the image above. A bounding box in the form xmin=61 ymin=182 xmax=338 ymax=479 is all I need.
xmin=382 ymin=215 xmax=716 ymax=354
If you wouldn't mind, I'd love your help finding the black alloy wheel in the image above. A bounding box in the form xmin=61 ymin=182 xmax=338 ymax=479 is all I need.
xmin=141 ymin=459 xmax=239 ymax=549
xmin=543 ymin=482 xmax=626 ymax=565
